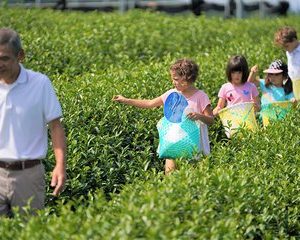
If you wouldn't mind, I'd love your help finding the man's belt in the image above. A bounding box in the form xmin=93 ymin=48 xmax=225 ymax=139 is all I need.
xmin=0 ymin=159 xmax=41 ymax=170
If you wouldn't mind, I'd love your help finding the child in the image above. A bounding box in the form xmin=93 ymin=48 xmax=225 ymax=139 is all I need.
xmin=274 ymin=26 xmax=300 ymax=82
xmin=213 ymin=55 xmax=260 ymax=115
xmin=248 ymin=60 xmax=294 ymax=106
xmin=113 ymin=58 xmax=214 ymax=175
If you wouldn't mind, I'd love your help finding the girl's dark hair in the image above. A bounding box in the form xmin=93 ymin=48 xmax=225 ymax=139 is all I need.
xmin=283 ymin=77 xmax=293 ymax=95
xmin=226 ymin=55 xmax=249 ymax=83
xmin=265 ymin=61 xmax=293 ymax=95
xmin=170 ymin=58 xmax=199 ymax=83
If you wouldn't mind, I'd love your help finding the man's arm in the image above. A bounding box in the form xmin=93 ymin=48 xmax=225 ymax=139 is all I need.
xmin=49 ymin=118 xmax=67 ymax=196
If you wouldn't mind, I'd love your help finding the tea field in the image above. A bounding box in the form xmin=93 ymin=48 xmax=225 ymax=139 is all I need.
xmin=0 ymin=7 xmax=299 ymax=239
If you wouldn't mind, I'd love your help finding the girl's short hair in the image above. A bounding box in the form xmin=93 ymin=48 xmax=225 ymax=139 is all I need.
xmin=274 ymin=26 xmax=298 ymax=45
xmin=226 ymin=55 xmax=249 ymax=83
xmin=170 ymin=58 xmax=199 ymax=83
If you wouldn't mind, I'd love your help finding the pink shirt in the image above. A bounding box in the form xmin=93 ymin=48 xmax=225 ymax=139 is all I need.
xmin=161 ymin=89 xmax=211 ymax=114
xmin=218 ymin=82 xmax=259 ymax=107
xmin=161 ymin=88 xmax=211 ymax=155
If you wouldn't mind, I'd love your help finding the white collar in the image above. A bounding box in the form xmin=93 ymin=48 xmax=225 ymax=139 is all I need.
xmin=14 ymin=64 xmax=28 ymax=85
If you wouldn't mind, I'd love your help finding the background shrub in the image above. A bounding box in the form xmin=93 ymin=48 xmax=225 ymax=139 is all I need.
xmin=0 ymin=7 xmax=299 ymax=238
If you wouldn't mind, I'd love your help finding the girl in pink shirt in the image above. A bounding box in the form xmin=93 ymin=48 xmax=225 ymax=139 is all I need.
xmin=213 ymin=55 xmax=260 ymax=115
xmin=113 ymin=59 xmax=214 ymax=175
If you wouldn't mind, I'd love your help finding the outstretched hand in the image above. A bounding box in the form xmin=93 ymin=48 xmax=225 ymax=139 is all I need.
xmin=250 ymin=65 xmax=258 ymax=73
xmin=248 ymin=65 xmax=259 ymax=84
xmin=112 ymin=95 xmax=126 ymax=103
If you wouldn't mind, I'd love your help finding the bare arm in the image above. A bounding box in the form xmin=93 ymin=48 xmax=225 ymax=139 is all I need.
xmin=248 ymin=65 xmax=260 ymax=86
xmin=187 ymin=104 xmax=214 ymax=125
xmin=253 ymin=95 xmax=261 ymax=112
xmin=113 ymin=95 xmax=163 ymax=109
xmin=49 ymin=118 xmax=67 ymax=196
xmin=213 ymin=98 xmax=226 ymax=116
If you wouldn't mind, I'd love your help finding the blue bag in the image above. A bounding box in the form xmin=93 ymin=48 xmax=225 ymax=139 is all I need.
xmin=157 ymin=92 xmax=201 ymax=159
xmin=157 ymin=117 xmax=201 ymax=159
xmin=164 ymin=92 xmax=188 ymax=123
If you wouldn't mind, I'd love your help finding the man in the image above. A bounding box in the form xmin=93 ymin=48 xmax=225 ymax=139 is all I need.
xmin=274 ymin=26 xmax=300 ymax=81
xmin=0 ymin=28 xmax=66 ymax=216
xmin=274 ymin=26 xmax=300 ymax=99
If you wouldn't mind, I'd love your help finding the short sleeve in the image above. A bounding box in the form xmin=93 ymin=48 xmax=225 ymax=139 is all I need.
xmin=218 ymin=84 xmax=226 ymax=99
xmin=42 ymin=77 xmax=63 ymax=123
xmin=250 ymin=82 xmax=259 ymax=97
xmin=199 ymin=91 xmax=211 ymax=112
xmin=259 ymin=79 xmax=267 ymax=93
xmin=287 ymin=46 xmax=300 ymax=80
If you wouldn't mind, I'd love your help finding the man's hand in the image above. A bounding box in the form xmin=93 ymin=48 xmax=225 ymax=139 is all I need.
xmin=51 ymin=164 xmax=66 ymax=196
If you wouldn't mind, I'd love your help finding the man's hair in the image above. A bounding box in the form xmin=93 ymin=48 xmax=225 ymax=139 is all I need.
xmin=170 ymin=58 xmax=199 ymax=83
xmin=274 ymin=26 xmax=298 ymax=45
xmin=226 ymin=55 xmax=249 ymax=83
xmin=0 ymin=28 xmax=22 ymax=56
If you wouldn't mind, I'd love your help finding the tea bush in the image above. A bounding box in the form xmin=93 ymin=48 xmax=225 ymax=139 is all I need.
xmin=0 ymin=7 xmax=299 ymax=238
xmin=1 ymin=111 xmax=299 ymax=238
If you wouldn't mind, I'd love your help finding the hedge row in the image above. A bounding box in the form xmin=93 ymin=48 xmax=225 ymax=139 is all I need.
xmin=0 ymin=7 xmax=299 ymax=238
xmin=1 ymin=110 xmax=299 ymax=239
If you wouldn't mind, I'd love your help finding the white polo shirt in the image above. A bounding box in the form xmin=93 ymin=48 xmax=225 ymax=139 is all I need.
xmin=286 ymin=43 xmax=300 ymax=81
xmin=0 ymin=65 xmax=62 ymax=161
